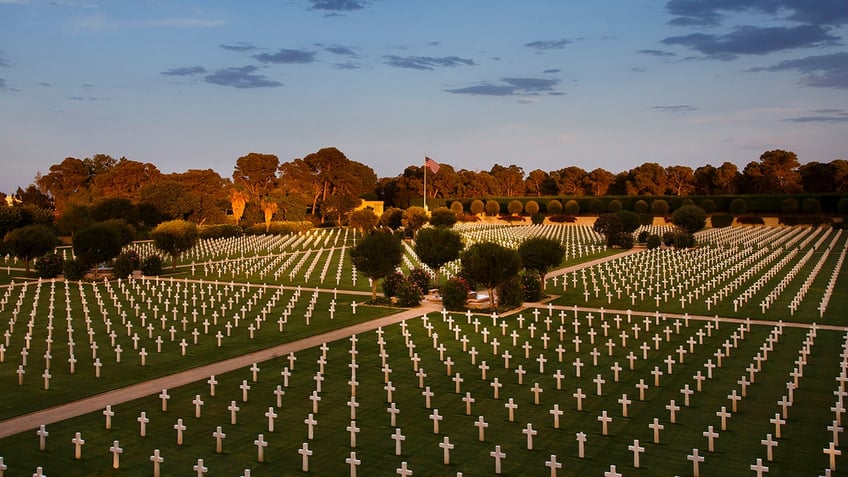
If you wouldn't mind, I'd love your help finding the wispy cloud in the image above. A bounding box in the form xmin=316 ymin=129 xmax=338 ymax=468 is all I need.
xmin=161 ymin=66 xmax=207 ymax=76
xmin=525 ymin=39 xmax=572 ymax=50
xmin=0 ymin=78 xmax=6 ymax=90
xmin=652 ymin=105 xmax=697 ymax=112
xmin=254 ymin=49 xmax=316 ymax=64
xmin=750 ymin=52 xmax=848 ymax=89
xmin=306 ymin=0 xmax=369 ymax=11
xmin=146 ymin=18 xmax=224 ymax=28
xmin=384 ymin=55 xmax=475 ymax=70
xmin=662 ymin=25 xmax=839 ymax=60
xmin=324 ymin=45 xmax=357 ymax=56
xmin=205 ymin=65 xmax=282 ymax=88
xmin=638 ymin=49 xmax=675 ymax=57
xmin=445 ymin=77 xmax=561 ymax=96
xmin=220 ymin=42 xmax=257 ymax=52
xmin=666 ymin=0 xmax=848 ymax=27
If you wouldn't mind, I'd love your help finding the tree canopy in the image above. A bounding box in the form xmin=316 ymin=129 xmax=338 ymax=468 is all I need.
xmin=72 ymin=223 xmax=124 ymax=278
xmin=517 ymin=237 xmax=565 ymax=290
xmin=151 ymin=220 xmax=199 ymax=272
xmin=350 ymin=230 xmax=403 ymax=301
xmin=414 ymin=227 xmax=463 ymax=285
xmin=4 ymin=224 xmax=57 ymax=273
xmin=460 ymin=242 xmax=521 ymax=309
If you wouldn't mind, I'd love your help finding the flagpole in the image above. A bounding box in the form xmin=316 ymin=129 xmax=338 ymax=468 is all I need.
xmin=423 ymin=155 xmax=427 ymax=211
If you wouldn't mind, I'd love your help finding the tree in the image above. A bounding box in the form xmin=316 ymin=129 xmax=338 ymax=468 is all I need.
xmin=139 ymin=180 xmax=196 ymax=222
xmin=651 ymin=199 xmax=669 ymax=217
xmin=322 ymin=194 xmax=360 ymax=225
xmin=350 ymin=230 xmax=403 ymax=301
xmin=260 ymin=199 xmax=279 ymax=232
xmin=349 ymin=208 xmax=379 ymax=235
xmin=151 ymin=220 xmax=199 ymax=272
xmin=460 ymin=242 xmax=521 ymax=309
xmin=593 ymin=213 xmax=623 ymax=247
xmin=429 ymin=207 xmax=457 ymax=228
xmin=518 ymin=237 xmax=564 ymax=291
xmin=233 ymin=153 xmax=279 ymax=203
xmin=402 ymin=206 xmax=428 ymax=237
xmin=626 ymin=163 xmax=667 ymax=195
xmin=72 ymin=223 xmax=123 ymax=278
xmin=4 ymin=225 xmax=57 ymax=273
xmin=414 ymin=227 xmax=463 ymax=285
xmin=713 ymin=162 xmax=739 ymax=194
xmin=380 ymin=207 xmax=404 ymax=229
xmin=665 ymin=165 xmax=695 ymax=195
xmin=615 ymin=210 xmax=640 ymax=233
xmin=490 ymin=164 xmax=525 ymax=196
xmin=229 ymin=189 xmax=249 ymax=224
xmin=584 ymin=168 xmax=615 ymax=196
xmin=524 ymin=169 xmax=550 ymax=196
xmin=759 ymin=150 xmax=802 ymax=193
xmin=90 ymin=158 xmax=162 ymax=201
xmin=37 ymin=157 xmax=92 ymax=214
xmin=671 ymin=205 xmax=707 ymax=234
xmin=554 ymin=166 xmax=587 ymax=195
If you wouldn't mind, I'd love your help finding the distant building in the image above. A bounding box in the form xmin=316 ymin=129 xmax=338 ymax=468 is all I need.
xmin=355 ymin=200 xmax=384 ymax=217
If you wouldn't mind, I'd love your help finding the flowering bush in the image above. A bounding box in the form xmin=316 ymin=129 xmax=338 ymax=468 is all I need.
xmin=441 ymin=277 xmax=470 ymax=311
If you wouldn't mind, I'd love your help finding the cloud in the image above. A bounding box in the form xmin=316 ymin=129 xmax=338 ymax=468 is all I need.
xmin=307 ymin=0 xmax=368 ymax=11
xmin=638 ymin=49 xmax=676 ymax=57
xmin=334 ymin=61 xmax=361 ymax=69
xmin=665 ymin=0 xmax=848 ymax=27
xmin=146 ymin=18 xmax=224 ymax=27
xmin=161 ymin=66 xmax=207 ymax=76
xmin=662 ymin=25 xmax=839 ymax=60
xmin=652 ymin=105 xmax=697 ymax=112
xmin=254 ymin=49 xmax=316 ymax=64
xmin=384 ymin=55 xmax=475 ymax=70
xmin=784 ymin=111 xmax=848 ymax=122
xmin=525 ymin=39 xmax=572 ymax=50
xmin=751 ymin=52 xmax=848 ymax=88
xmin=324 ymin=45 xmax=357 ymax=56
xmin=0 ymin=78 xmax=5 ymax=90
xmin=204 ymin=66 xmax=282 ymax=88
xmin=543 ymin=69 xmax=561 ymax=74
xmin=445 ymin=77 xmax=561 ymax=96
xmin=220 ymin=43 xmax=257 ymax=52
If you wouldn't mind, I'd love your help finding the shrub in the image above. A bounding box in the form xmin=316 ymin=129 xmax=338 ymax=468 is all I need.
xmin=112 ymin=250 xmax=140 ymax=279
xmin=141 ymin=255 xmax=163 ymax=276
xmin=457 ymin=214 xmax=480 ymax=222
xmin=382 ymin=272 xmax=405 ymax=298
xmin=729 ymin=198 xmax=748 ymax=216
xmin=634 ymin=199 xmax=649 ymax=214
xmin=736 ymin=215 xmax=765 ymax=225
xmin=615 ymin=232 xmax=634 ymax=249
xmin=779 ymin=215 xmax=828 ymax=226
xmin=199 ymin=223 xmax=243 ymax=239
xmin=607 ymin=199 xmax=622 ymax=213
xmin=589 ymin=199 xmax=605 ymax=215
xmin=450 ymin=201 xmax=464 ymax=215
xmin=564 ymin=200 xmax=580 ymax=216
xmin=440 ymin=277 xmax=470 ymax=311
xmin=485 ymin=200 xmax=500 ymax=216
xmin=548 ymin=215 xmax=577 ymax=223
xmin=394 ymin=279 xmax=422 ymax=307
xmin=781 ymin=198 xmax=800 ymax=214
xmin=639 ymin=213 xmax=653 ymax=226
xmin=531 ymin=214 xmax=545 ymax=225
xmin=710 ymin=213 xmax=734 ymax=228
xmin=63 ymin=258 xmax=87 ymax=281
xmin=637 ymin=230 xmax=649 ymax=243
xmin=663 ymin=231 xmax=676 ymax=246
xmin=498 ymin=215 xmax=525 ymax=222
xmin=547 ymin=200 xmax=563 ymax=215
xmin=408 ymin=267 xmax=431 ymax=294
xmin=646 ymin=234 xmax=662 ymax=249
xmin=674 ymin=232 xmax=695 ymax=248
xmin=429 ymin=207 xmax=457 ymax=228
xmin=700 ymin=199 xmax=717 ymax=214
xmin=681 ymin=198 xmax=695 ymax=207
xmin=671 ymin=205 xmax=707 ymax=234
xmin=507 ymin=200 xmax=523 ymax=215
xmin=245 ymin=221 xmax=313 ymax=235
xmin=496 ymin=275 xmax=524 ymax=311
xmin=522 ymin=273 xmax=543 ymax=302
xmin=525 ymin=200 xmax=540 ymax=216
xmin=839 ymin=197 xmax=848 ymax=215
xmin=802 ymin=197 xmax=822 ymax=215
xmin=615 ymin=210 xmax=640 ymax=233
xmin=470 ymin=200 xmax=485 ymax=215
xmin=651 ymin=200 xmax=669 ymax=217
xmin=35 ymin=252 xmax=64 ymax=279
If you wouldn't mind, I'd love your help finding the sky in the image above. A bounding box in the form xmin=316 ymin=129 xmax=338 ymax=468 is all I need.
xmin=1 ymin=0 xmax=846 ymax=194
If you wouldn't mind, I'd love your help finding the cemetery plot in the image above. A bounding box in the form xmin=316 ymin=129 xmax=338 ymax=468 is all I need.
xmin=2 ymin=307 xmax=845 ymax=476
xmin=0 ymin=276 xmax=394 ymax=419
xmin=553 ymin=227 xmax=847 ymax=323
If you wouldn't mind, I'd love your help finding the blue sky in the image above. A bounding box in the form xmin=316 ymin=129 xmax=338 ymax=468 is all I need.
xmin=1 ymin=0 xmax=846 ymax=194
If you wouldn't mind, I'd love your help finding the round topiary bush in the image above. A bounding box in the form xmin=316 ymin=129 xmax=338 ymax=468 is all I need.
xmin=450 ymin=201 xmax=465 ymax=215
xmin=507 ymin=200 xmax=523 ymax=215
xmin=485 ymin=200 xmax=501 ymax=216
xmin=440 ymin=277 xmax=470 ymax=311
xmin=564 ymin=200 xmax=580 ymax=216
xmin=547 ymin=200 xmax=563 ymax=215
xmin=699 ymin=198 xmax=717 ymax=214
xmin=470 ymin=199 xmax=485 ymax=216
xmin=524 ymin=200 xmax=540 ymax=216
xmin=802 ymin=197 xmax=821 ymax=214
xmin=35 ymin=252 xmax=64 ymax=279
xmin=141 ymin=255 xmax=163 ymax=276
xmin=634 ymin=199 xmax=649 ymax=214
xmin=729 ymin=198 xmax=748 ymax=216
xmin=646 ymin=234 xmax=662 ymax=249
xmin=607 ymin=200 xmax=622 ymax=213
xmin=394 ymin=278 xmax=422 ymax=307
xmin=63 ymin=258 xmax=87 ymax=281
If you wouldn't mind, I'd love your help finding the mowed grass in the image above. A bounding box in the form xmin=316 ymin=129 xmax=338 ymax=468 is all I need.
xmin=0 ymin=278 xmax=397 ymax=419
xmin=1 ymin=307 xmax=845 ymax=476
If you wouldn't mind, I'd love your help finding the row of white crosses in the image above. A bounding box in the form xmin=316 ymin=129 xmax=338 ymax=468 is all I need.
xmin=1 ymin=276 xmax=353 ymax=397
xmin=5 ymin=299 xmax=841 ymax=475
xmin=557 ymin=226 xmax=846 ymax=317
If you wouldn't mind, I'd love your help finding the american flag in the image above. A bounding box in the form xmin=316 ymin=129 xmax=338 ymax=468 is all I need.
xmin=425 ymin=156 xmax=440 ymax=174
